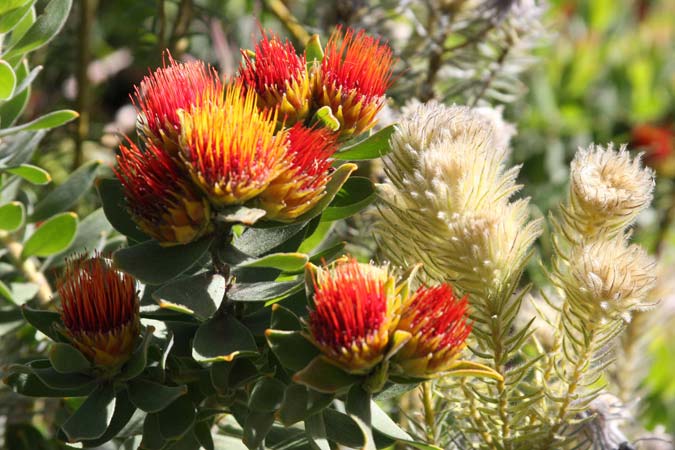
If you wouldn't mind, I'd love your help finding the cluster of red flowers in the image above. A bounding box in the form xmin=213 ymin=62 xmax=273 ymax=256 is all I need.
xmin=307 ymin=258 xmax=471 ymax=379
xmin=115 ymin=28 xmax=393 ymax=245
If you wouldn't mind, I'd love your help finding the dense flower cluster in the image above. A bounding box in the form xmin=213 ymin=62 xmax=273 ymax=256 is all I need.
xmin=58 ymin=254 xmax=140 ymax=369
xmin=306 ymin=257 xmax=471 ymax=378
xmin=116 ymin=29 xmax=393 ymax=245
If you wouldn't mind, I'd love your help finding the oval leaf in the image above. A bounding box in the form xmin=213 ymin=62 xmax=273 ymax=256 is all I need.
xmin=265 ymin=329 xmax=319 ymax=372
xmin=48 ymin=343 xmax=91 ymax=373
xmin=127 ymin=379 xmax=187 ymax=413
xmin=96 ymin=177 xmax=149 ymax=242
xmin=3 ymin=0 xmax=73 ymax=59
xmin=30 ymin=159 xmax=99 ymax=222
xmin=61 ymin=383 xmax=116 ymax=441
xmin=153 ymin=273 xmax=226 ymax=320
xmin=0 ymin=109 xmax=78 ymax=137
xmin=0 ymin=201 xmax=25 ymax=231
xmin=237 ymin=252 xmax=309 ymax=272
xmin=6 ymin=164 xmax=51 ymax=185
xmin=157 ymin=395 xmax=195 ymax=441
xmin=228 ymin=280 xmax=302 ymax=304
xmin=22 ymin=212 xmax=78 ymax=258
xmin=192 ymin=314 xmax=257 ymax=363
xmin=0 ymin=60 xmax=16 ymax=100
xmin=113 ymin=237 xmax=212 ymax=285
xmin=321 ymin=177 xmax=376 ymax=222
xmin=292 ymin=356 xmax=359 ymax=394
xmin=335 ymin=125 xmax=394 ymax=160
xmin=249 ymin=377 xmax=285 ymax=412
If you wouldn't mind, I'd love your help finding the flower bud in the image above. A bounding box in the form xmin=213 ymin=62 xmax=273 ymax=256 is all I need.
xmin=239 ymin=32 xmax=311 ymax=125
xmin=314 ymin=28 xmax=393 ymax=137
xmin=393 ymin=284 xmax=471 ymax=378
xmin=307 ymin=258 xmax=401 ymax=374
xmin=133 ymin=53 xmax=221 ymax=153
xmin=58 ymin=255 xmax=140 ymax=369
xmin=179 ymin=82 xmax=288 ymax=206
xmin=115 ymin=138 xmax=211 ymax=245
xmin=256 ymin=124 xmax=338 ymax=221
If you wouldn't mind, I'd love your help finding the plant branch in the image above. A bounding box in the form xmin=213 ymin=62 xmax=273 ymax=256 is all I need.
xmin=421 ymin=381 xmax=437 ymax=445
xmin=0 ymin=233 xmax=53 ymax=305
xmin=263 ymin=0 xmax=310 ymax=45
xmin=74 ymin=0 xmax=96 ymax=170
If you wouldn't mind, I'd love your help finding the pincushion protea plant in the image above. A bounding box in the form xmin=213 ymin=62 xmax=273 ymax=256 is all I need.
xmin=239 ymin=31 xmax=311 ymax=125
xmin=115 ymin=138 xmax=211 ymax=245
xmin=306 ymin=257 xmax=402 ymax=374
xmin=58 ymin=254 xmax=140 ymax=370
xmin=314 ymin=27 xmax=393 ymax=137
xmin=133 ymin=53 xmax=221 ymax=152
xmin=393 ymin=284 xmax=472 ymax=378
xmin=179 ymin=82 xmax=289 ymax=206
xmin=256 ymin=124 xmax=338 ymax=221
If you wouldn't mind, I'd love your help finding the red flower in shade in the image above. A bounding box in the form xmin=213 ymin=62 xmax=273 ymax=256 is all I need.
xmin=179 ymin=82 xmax=289 ymax=206
xmin=393 ymin=284 xmax=471 ymax=378
xmin=315 ymin=27 xmax=393 ymax=137
xmin=631 ymin=124 xmax=674 ymax=169
xmin=307 ymin=258 xmax=401 ymax=373
xmin=115 ymin=138 xmax=211 ymax=245
xmin=133 ymin=53 xmax=221 ymax=151
xmin=256 ymin=124 xmax=338 ymax=221
xmin=240 ymin=31 xmax=311 ymax=125
xmin=58 ymin=255 xmax=140 ymax=369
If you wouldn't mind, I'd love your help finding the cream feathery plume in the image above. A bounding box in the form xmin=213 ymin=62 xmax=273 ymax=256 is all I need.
xmin=565 ymin=144 xmax=654 ymax=240
xmin=377 ymin=101 xmax=541 ymax=298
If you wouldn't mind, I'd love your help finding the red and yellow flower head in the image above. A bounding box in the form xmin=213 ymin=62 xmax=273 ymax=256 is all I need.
xmin=306 ymin=258 xmax=401 ymax=374
xmin=315 ymin=27 xmax=393 ymax=137
xmin=239 ymin=32 xmax=311 ymax=126
xmin=115 ymin=138 xmax=211 ymax=245
xmin=133 ymin=53 xmax=221 ymax=151
xmin=393 ymin=284 xmax=471 ymax=378
xmin=256 ymin=124 xmax=338 ymax=221
xmin=58 ymin=255 xmax=140 ymax=370
xmin=179 ymin=82 xmax=289 ymax=206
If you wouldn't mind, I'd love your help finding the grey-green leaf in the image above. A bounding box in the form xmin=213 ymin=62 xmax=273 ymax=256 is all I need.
xmin=3 ymin=0 xmax=73 ymax=59
xmin=0 ymin=109 xmax=78 ymax=137
xmin=61 ymin=383 xmax=116 ymax=441
xmin=22 ymin=212 xmax=78 ymax=258
xmin=6 ymin=164 xmax=51 ymax=185
xmin=127 ymin=379 xmax=187 ymax=413
xmin=334 ymin=125 xmax=394 ymax=160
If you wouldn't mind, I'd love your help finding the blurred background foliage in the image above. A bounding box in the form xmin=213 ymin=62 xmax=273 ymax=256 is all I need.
xmin=2 ymin=0 xmax=675 ymax=447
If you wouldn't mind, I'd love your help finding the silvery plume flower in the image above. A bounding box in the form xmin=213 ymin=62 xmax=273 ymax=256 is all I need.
xmin=566 ymin=144 xmax=655 ymax=240
xmin=555 ymin=236 xmax=656 ymax=323
xmin=377 ymin=102 xmax=541 ymax=297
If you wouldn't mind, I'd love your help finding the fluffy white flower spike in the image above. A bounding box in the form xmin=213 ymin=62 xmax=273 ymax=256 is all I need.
xmin=377 ymin=102 xmax=541 ymax=298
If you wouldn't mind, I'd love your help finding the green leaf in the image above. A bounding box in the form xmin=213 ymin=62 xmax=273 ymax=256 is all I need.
xmin=313 ymin=105 xmax=340 ymax=131
xmin=0 ymin=0 xmax=31 ymax=16
xmin=237 ymin=252 xmax=309 ymax=272
xmin=46 ymin=208 xmax=114 ymax=267
xmin=3 ymin=0 xmax=73 ymax=59
xmin=127 ymin=379 xmax=187 ymax=413
xmin=270 ymin=304 xmax=301 ymax=331
xmin=324 ymin=409 xmax=367 ymax=449
xmin=228 ymin=280 xmax=302 ymax=304
xmin=0 ymin=109 xmax=78 ymax=137
xmin=4 ymin=423 xmax=50 ymax=450
xmin=48 ymin=343 xmax=91 ymax=373
xmin=61 ymin=383 xmax=116 ymax=441
xmin=249 ymin=377 xmax=285 ymax=412
xmin=292 ymin=356 xmax=359 ymax=394
xmin=21 ymin=363 xmax=94 ymax=390
xmin=0 ymin=201 xmax=25 ymax=231
xmin=371 ymin=402 xmax=442 ymax=450
xmin=5 ymin=164 xmax=50 ymax=185
xmin=4 ymin=370 xmax=94 ymax=397
xmin=30 ymin=159 xmax=99 ymax=222
xmin=119 ymin=327 xmax=153 ymax=380
xmin=96 ymin=177 xmax=149 ymax=242
xmin=266 ymin=329 xmax=319 ymax=372
xmin=142 ymin=414 xmax=166 ymax=450
xmin=0 ymin=60 xmax=16 ymax=100
xmin=305 ymin=412 xmax=330 ymax=450
xmin=0 ymin=129 xmax=45 ymax=167
xmin=346 ymin=384 xmax=372 ymax=425
xmin=234 ymin=221 xmax=309 ymax=256
xmin=157 ymin=395 xmax=195 ymax=440
xmin=192 ymin=314 xmax=258 ymax=363
xmin=21 ymin=306 xmax=61 ymax=340
xmin=0 ymin=62 xmax=29 ymax=127
xmin=217 ymin=205 xmax=267 ymax=225
xmin=194 ymin=421 xmax=215 ymax=450
xmin=0 ymin=281 xmax=13 ymax=302
xmin=243 ymin=411 xmax=275 ymax=450
xmin=153 ymin=273 xmax=226 ymax=320
xmin=278 ymin=384 xmax=308 ymax=425
xmin=0 ymin=1 xmax=35 ymax=34
xmin=334 ymin=125 xmax=394 ymax=160
xmin=113 ymin=236 xmax=212 ymax=285
xmin=305 ymin=34 xmax=323 ymax=65
xmin=322 ymin=177 xmax=376 ymax=221
xmin=21 ymin=212 xmax=78 ymax=258
xmin=81 ymin=389 xmax=137 ymax=448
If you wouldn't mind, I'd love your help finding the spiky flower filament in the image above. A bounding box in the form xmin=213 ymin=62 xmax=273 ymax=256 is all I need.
xmin=133 ymin=53 xmax=221 ymax=151
xmin=308 ymin=258 xmax=400 ymax=374
xmin=115 ymin=138 xmax=211 ymax=245
xmin=239 ymin=31 xmax=311 ymax=125
xmin=315 ymin=27 xmax=393 ymax=137
xmin=394 ymin=284 xmax=471 ymax=378
xmin=567 ymin=144 xmax=654 ymax=240
xmin=58 ymin=255 xmax=140 ymax=369
xmin=256 ymin=124 xmax=338 ymax=221
xmin=179 ymin=82 xmax=288 ymax=205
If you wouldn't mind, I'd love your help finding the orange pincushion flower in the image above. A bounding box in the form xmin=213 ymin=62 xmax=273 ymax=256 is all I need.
xmin=115 ymin=138 xmax=211 ymax=245
xmin=179 ymin=82 xmax=288 ymax=206
xmin=256 ymin=124 xmax=338 ymax=221
xmin=133 ymin=53 xmax=221 ymax=152
xmin=58 ymin=255 xmax=140 ymax=369
xmin=315 ymin=27 xmax=393 ymax=137
xmin=393 ymin=284 xmax=471 ymax=378
xmin=240 ymin=31 xmax=311 ymax=125
xmin=307 ymin=258 xmax=400 ymax=373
